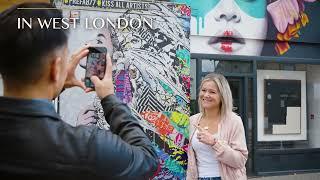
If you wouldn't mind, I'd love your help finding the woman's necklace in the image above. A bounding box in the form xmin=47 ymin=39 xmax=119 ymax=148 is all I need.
xmin=200 ymin=118 xmax=210 ymax=130
xmin=201 ymin=116 xmax=220 ymax=131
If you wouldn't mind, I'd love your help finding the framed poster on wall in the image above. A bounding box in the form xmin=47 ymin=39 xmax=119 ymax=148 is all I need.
xmin=257 ymin=70 xmax=307 ymax=141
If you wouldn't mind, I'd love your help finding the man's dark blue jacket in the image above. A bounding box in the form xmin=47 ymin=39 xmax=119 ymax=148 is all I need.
xmin=0 ymin=95 xmax=158 ymax=179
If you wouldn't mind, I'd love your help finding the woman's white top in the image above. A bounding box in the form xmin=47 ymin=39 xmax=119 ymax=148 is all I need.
xmin=192 ymin=129 xmax=220 ymax=178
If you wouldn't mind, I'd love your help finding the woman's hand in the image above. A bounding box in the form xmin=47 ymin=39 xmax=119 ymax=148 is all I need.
xmin=196 ymin=125 xmax=217 ymax=146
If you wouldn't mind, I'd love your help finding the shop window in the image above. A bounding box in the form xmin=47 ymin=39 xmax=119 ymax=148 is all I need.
xmin=190 ymin=58 xmax=197 ymax=115
xmin=295 ymin=64 xmax=307 ymax=71
xmin=202 ymin=60 xmax=252 ymax=74
xmin=201 ymin=59 xmax=215 ymax=72
xmin=264 ymin=79 xmax=301 ymax=135
xmin=257 ymin=62 xmax=280 ymax=70
xmin=257 ymin=70 xmax=307 ymax=142
xmin=257 ymin=63 xmax=320 ymax=149
xmin=280 ymin=64 xmax=295 ymax=71
xmin=214 ymin=61 xmax=252 ymax=73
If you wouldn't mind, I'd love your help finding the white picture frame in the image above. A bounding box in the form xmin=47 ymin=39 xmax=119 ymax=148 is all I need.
xmin=257 ymin=70 xmax=307 ymax=141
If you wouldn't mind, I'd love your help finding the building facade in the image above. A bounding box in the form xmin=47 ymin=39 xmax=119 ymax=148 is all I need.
xmin=178 ymin=0 xmax=320 ymax=177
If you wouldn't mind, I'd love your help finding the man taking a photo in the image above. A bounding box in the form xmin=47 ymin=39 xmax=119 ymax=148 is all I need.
xmin=0 ymin=2 xmax=158 ymax=179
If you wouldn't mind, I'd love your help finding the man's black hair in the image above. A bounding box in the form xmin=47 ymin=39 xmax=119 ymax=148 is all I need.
xmin=0 ymin=3 xmax=69 ymax=84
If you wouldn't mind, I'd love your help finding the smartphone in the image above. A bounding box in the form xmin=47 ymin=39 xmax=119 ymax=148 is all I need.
xmin=84 ymin=47 xmax=107 ymax=88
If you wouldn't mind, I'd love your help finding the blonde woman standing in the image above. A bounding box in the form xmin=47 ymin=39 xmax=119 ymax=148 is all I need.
xmin=187 ymin=73 xmax=248 ymax=180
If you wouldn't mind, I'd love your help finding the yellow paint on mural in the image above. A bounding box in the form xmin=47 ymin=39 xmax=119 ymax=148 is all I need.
xmin=171 ymin=112 xmax=189 ymax=127
xmin=0 ymin=0 xmax=50 ymax=12
xmin=159 ymin=135 xmax=187 ymax=166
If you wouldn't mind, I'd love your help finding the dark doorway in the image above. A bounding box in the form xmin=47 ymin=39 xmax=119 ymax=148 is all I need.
xmin=227 ymin=77 xmax=244 ymax=119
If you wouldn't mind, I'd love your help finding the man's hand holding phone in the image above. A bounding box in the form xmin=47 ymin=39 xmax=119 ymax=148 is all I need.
xmin=63 ymin=45 xmax=90 ymax=90
xmin=63 ymin=45 xmax=114 ymax=99
xmin=84 ymin=47 xmax=107 ymax=88
xmin=85 ymin=53 xmax=114 ymax=99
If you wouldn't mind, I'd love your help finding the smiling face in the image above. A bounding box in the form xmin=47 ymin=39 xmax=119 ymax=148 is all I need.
xmin=199 ymin=80 xmax=221 ymax=110
xmin=190 ymin=0 xmax=267 ymax=55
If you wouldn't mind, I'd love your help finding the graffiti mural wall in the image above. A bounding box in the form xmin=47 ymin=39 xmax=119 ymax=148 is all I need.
xmin=53 ymin=0 xmax=190 ymax=179
xmin=173 ymin=0 xmax=320 ymax=58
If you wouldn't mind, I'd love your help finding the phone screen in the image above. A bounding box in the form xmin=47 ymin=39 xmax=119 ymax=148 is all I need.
xmin=85 ymin=47 xmax=107 ymax=88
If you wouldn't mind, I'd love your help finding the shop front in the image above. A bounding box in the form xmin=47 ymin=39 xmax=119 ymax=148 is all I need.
xmin=181 ymin=0 xmax=320 ymax=176
xmin=190 ymin=54 xmax=320 ymax=176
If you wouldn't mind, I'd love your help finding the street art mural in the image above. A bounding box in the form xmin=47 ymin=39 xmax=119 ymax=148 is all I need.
xmin=267 ymin=0 xmax=317 ymax=55
xmin=53 ymin=0 xmax=190 ymax=179
xmin=173 ymin=0 xmax=319 ymax=57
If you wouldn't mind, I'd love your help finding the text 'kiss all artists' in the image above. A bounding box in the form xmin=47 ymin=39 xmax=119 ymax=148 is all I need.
xmin=64 ymin=0 xmax=150 ymax=10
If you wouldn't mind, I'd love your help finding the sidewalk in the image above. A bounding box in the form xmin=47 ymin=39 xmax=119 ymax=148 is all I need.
xmin=249 ymin=173 xmax=320 ymax=180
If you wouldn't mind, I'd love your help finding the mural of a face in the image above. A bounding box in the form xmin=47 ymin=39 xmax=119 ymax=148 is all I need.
xmin=86 ymin=30 xmax=113 ymax=54
xmin=187 ymin=0 xmax=268 ymax=56
xmin=79 ymin=28 xmax=114 ymax=67
xmin=77 ymin=31 xmax=114 ymax=130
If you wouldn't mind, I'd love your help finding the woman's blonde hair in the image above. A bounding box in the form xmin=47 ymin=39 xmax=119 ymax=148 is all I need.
xmin=198 ymin=73 xmax=233 ymax=120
